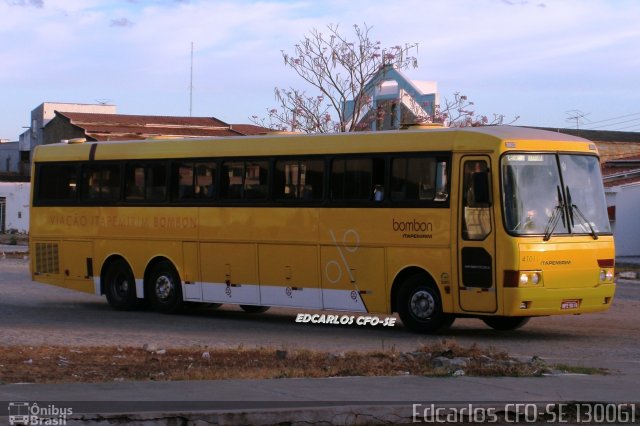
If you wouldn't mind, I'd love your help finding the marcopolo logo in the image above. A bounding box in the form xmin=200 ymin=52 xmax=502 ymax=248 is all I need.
xmin=392 ymin=218 xmax=434 ymax=239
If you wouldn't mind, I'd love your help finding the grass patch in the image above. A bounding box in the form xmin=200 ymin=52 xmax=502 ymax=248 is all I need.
xmin=550 ymin=364 xmax=608 ymax=375
xmin=0 ymin=340 xmax=603 ymax=384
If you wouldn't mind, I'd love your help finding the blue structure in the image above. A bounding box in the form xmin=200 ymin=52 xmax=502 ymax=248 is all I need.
xmin=343 ymin=66 xmax=438 ymax=131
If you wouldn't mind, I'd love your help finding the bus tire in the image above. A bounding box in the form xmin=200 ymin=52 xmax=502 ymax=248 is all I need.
xmin=104 ymin=259 xmax=139 ymax=311
xmin=397 ymin=274 xmax=454 ymax=333
xmin=147 ymin=260 xmax=184 ymax=314
xmin=239 ymin=305 xmax=270 ymax=313
xmin=482 ymin=316 xmax=530 ymax=331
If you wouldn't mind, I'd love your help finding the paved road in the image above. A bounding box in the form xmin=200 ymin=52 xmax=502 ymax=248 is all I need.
xmin=1 ymin=258 xmax=639 ymax=375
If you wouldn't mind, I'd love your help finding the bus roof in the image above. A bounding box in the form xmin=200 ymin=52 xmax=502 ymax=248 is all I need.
xmin=32 ymin=126 xmax=595 ymax=163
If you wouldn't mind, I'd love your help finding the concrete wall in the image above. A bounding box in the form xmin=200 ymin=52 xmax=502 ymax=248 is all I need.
xmin=43 ymin=117 xmax=88 ymax=145
xmin=0 ymin=182 xmax=30 ymax=233
xmin=607 ymin=183 xmax=640 ymax=257
xmin=0 ymin=142 xmax=19 ymax=173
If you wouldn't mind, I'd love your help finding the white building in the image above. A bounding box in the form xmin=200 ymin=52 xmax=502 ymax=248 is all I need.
xmin=604 ymin=162 xmax=640 ymax=257
xmin=0 ymin=181 xmax=30 ymax=233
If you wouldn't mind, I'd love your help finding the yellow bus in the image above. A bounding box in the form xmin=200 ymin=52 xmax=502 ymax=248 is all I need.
xmin=29 ymin=126 xmax=615 ymax=333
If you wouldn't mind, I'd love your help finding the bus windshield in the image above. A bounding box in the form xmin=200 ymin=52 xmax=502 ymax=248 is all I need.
xmin=502 ymin=153 xmax=611 ymax=236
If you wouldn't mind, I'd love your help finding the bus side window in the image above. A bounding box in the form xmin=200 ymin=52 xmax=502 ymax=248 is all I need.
xmin=145 ymin=163 xmax=167 ymax=201
xmin=244 ymin=161 xmax=268 ymax=199
xmin=101 ymin=165 xmax=121 ymax=200
xmin=391 ymin=156 xmax=441 ymax=202
xmin=275 ymin=159 xmax=324 ymax=201
xmin=82 ymin=165 xmax=121 ymax=201
xmin=331 ymin=158 xmax=380 ymax=201
xmin=195 ymin=162 xmax=216 ymax=199
xmin=37 ymin=164 xmax=78 ymax=202
xmin=173 ymin=162 xmax=195 ymax=200
xmin=221 ymin=161 xmax=267 ymax=200
xmin=82 ymin=167 xmax=101 ymax=200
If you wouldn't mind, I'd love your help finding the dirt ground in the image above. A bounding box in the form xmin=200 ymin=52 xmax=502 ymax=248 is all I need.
xmin=0 ymin=341 xmax=575 ymax=384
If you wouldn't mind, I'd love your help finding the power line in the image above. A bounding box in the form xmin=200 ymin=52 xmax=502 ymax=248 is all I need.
xmin=583 ymin=111 xmax=640 ymax=129
xmin=609 ymin=122 xmax=640 ymax=131
xmin=588 ymin=117 xmax=640 ymax=130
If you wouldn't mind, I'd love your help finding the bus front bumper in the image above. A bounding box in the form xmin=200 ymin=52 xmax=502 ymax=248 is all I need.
xmin=502 ymin=283 xmax=616 ymax=316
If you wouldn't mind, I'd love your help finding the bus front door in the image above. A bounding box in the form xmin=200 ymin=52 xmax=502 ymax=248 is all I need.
xmin=457 ymin=156 xmax=497 ymax=313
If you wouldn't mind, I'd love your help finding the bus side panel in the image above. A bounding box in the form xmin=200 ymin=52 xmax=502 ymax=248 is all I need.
xmin=61 ymin=240 xmax=94 ymax=294
xmin=182 ymin=241 xmax=202 ymax=301
xmin=320 ymin=245 xmax=385 ymax=313
xmin=258 ymin=244 xmax=322 ymax=309
xmin=199 ymin=242 xmax=260 ymax=304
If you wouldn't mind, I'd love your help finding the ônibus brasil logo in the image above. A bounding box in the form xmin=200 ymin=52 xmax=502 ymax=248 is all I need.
xmin=8 ymin=402 xmax=72 ymax=425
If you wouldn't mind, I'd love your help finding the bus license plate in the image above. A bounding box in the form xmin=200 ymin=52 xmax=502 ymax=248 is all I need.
xmin=561 ymin=300 xmax=580 ymax=310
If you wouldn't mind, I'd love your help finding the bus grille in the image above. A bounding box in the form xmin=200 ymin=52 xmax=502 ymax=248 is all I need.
xmin=35 ymin=243 xmax=60 ymax=274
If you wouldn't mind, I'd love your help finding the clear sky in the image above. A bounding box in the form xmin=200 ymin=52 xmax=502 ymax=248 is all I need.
xmin=1 ymin=0 xmax=639 ymax=139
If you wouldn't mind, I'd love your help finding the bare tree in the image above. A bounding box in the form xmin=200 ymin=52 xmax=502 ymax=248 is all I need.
xmin=252 ymin=24 xmax=517 ymax=132
xmin=433 ymin=92 xmax=519 ymax=127
xmin=252 ymin=23 xmax=418 ymax=133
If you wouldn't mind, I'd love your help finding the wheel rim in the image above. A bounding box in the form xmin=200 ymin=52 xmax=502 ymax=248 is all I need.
xmin=410 ymin=290 xmax=435 ymax=319
xmin=155 ymin=275 xmax=174 ymax=301
xmin=114 ymin=273 xmax=130 ymax=299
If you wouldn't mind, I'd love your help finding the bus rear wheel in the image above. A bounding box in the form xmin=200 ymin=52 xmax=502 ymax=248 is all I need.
xmin=147 ymin=260 xmax=184 ymax=314
xmin=104 ymin=259 xmax=139 ymax=311
xmin=240 ymin=305 xmax=270 ymax=313
xmin=482 ymin=316 xmax=530 ymax=331
xmin=397 ymin=274 xmax=454 ymax=334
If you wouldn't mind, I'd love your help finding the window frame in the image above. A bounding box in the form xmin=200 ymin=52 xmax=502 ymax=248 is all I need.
xmin=32 ymin=151 xmax=452 ymax=209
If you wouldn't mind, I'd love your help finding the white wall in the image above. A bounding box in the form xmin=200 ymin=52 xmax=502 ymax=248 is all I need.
xmin=608 ymin=182 xmax=640 ymax=257
xmin=0 ymin=182 xmax=30 ymax=233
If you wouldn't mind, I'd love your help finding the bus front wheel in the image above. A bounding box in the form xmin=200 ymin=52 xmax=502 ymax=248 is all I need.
xmin=104 ymin=259 xmax=139 ymax=311
xmin=397 ymin=274 xmax=454 ymax=333
xmin=147 ymin=260 xmax=184 ymax=314
xmin=239 ymin=305 xmax=270 ymax=313
xmin=482 ymin=316 xmax=530 ymax=331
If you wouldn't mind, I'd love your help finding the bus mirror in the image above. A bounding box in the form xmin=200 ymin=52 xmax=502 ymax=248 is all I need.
xmin=472 ymin=171 xmax=491 ymax=206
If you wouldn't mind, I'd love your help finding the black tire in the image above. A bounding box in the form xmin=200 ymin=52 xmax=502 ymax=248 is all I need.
xmin=482 ymin=316 xmax=530 ymax=331
xmin=146 ymin=260 xmax=184 ymax=313
xmin=239 ymin=305 xmax=270 ymax=313
xmin=396 ymin=274 xmax=455 ymax=333
xmin=104 ymin=259 xmax=139 ymax=311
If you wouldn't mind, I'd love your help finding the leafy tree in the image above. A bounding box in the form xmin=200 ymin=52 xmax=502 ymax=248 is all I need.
xmin=252 ymin=23 xmax=516 ymax=132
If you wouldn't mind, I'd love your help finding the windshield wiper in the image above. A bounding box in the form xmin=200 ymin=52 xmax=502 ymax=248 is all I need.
xmin=543 ymin=186 xmax=566 ymax=241
xmin=566 ymin=186 xmax=598 ymax=240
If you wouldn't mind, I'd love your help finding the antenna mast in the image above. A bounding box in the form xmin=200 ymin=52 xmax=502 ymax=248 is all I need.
xmin=565 ymin=109 xmax=590 ymax=130
xmin=189 ymin=42 xmax=194 ymax=117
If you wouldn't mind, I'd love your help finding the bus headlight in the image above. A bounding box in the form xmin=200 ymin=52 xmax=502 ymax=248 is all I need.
xmin=600 ymin=269 xmax=614 ymax=283
xmin=519 ymin=273 xmax=529 ymax=286
xmin=505 ymin=270 xmax=543 ymax=287
xmin=530 ymin=272 xmax=541 ymax=285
